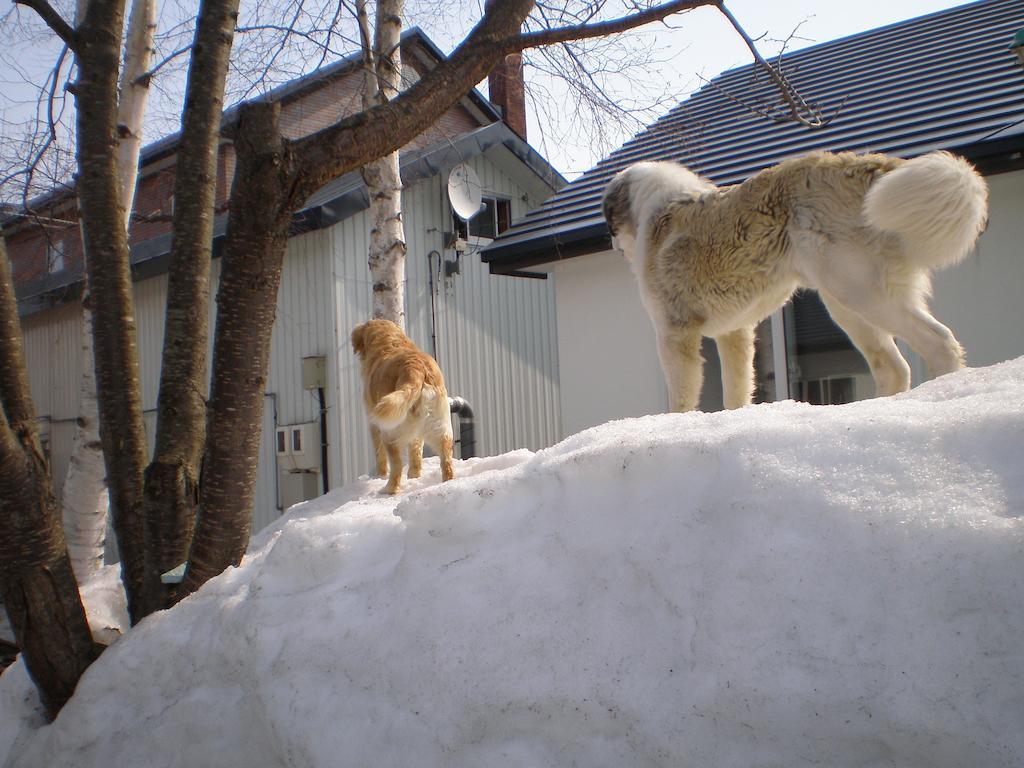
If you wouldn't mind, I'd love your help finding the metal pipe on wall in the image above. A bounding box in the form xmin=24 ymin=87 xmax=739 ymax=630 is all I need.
xmin=448 ymin=396 xmax=476 ymax=459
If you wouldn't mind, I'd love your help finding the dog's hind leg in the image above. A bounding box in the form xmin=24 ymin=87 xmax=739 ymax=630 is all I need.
xmin=829 ymin=287 xmax=964 ymax=380
xmin=425 ymin=433 xmax=455 ymax=482
xmin=370 ymin=425 xmax=388 ymax=477
xmin=383 ymin=441 xmax=404 ymax=495
xmin=407 ymin=439 xmax=424 ymax=479
xmin=656 ymin=323 xmax=705 ymax=412
xmin=881 ymin=304 xmax=964 ymax=379
xmin=819 ymin=290 xmax=911 ymax=397
xmin=438 ymin=435 xmax=454 ymax=483
xmin=715 ymin=326 xmax=756 ymax=409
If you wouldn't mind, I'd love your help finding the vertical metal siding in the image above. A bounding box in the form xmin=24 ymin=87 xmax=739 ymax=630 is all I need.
xmin=20 ymin=151 xmax=561 ymax=534
xmin=330 ymin=204 xmax=376 ymax=484
xmin=408 ymin=154 xmax=561 ymax=459
xmin=327 ymin=153 xmax=561 ymax=485
xmin=21 ymin=302 xmax=83 ymax=493
xmin=264 ymin=227 xmax=338 ymax=524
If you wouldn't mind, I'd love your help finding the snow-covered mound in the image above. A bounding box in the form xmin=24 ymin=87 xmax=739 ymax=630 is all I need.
xmin=2 ymin=360 xmax=1023 ymax=767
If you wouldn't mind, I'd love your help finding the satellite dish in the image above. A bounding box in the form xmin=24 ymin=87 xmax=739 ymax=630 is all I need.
xmin=447 ymin=164 xmax=483 ymax=221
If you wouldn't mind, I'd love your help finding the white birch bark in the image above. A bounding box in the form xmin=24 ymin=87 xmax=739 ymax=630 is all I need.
xmin=359 ymin=0 xmax=408 ymax=329
xmin=115 ymin=0 xmax=156 ymax=217
xmin=62 ymin=0 xmax=156 ymax=580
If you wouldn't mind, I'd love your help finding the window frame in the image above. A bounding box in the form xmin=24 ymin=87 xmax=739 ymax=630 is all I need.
xmin=45 ymin=237 xmax=65 ymax=274
xmin=453 ymin=194 xmax=513 ymax=243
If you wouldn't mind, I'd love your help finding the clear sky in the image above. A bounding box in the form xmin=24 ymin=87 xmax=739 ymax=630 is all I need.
xmin=510 ymin=0 xmax=987 ymax=177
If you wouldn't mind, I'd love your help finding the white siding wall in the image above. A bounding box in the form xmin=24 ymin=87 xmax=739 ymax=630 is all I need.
xmin=21 ymin=302 xmax=83 ymax=487
xmin=20 ymin=153 xmax=562 ymax=541
xmin=922 ymin=168 xmax=1024 ymax=374
xmin=551 ymin=250 xmax=665 ymax=437
xmin=331 ymin=153 xmax=561 ymax=484
xmin=21 ymin=236 xmax=331 ymax=536
xmin=550 ymin=249 xmax=723 ymax=438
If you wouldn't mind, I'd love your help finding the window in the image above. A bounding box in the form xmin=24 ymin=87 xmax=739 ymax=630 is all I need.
xmin=799 ymin=376 xmax=855 ymax=405
xmin=46 ymin=239 xmax=65 ymax=273
xmin=453 ymin=196 xmax=513 ymax=241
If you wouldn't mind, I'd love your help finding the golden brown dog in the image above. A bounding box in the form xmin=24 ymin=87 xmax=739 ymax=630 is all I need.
xmin=351 ymin=319 xmax=455 ymax=494
xmin=602 ymin=151 xmax=988 ymax=411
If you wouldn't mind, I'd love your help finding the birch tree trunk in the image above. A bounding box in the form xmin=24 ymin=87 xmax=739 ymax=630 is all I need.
xmin=62 ymin=0 xmax=155 ymax=582
xmin=60 ymin=306 xmax=107 ymax=579
xmin=360 ymin=0 xmax=408 ymax=328
xmin=113 ymin=0 xmax=155 ymax=211
xmin=0 ymin=238 xmax=95 ymax=721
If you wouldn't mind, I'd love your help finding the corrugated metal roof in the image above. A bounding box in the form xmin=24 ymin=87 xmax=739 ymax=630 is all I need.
xmin=483 ymin=0 xmax=1024 ymax=272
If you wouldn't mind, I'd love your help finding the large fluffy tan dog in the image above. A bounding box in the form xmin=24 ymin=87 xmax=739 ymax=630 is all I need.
xmin=602 ymin=151 xmax=988 ymax=411
xmin=351 ymin=319 xmax=455 ymax=494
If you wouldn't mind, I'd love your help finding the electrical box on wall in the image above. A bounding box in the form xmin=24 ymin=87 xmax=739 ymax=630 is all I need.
xmin=276 ymin=421 xmax=321 ymax=509
xmin=275 ymin=422 xmax=320 ymax=472
xmin=302 ymin=355 xmax=326 ymax=390
xmin=279 ymin=470 xmax=320 ymax=510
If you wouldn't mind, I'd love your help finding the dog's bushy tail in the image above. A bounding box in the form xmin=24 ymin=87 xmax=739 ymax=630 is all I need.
xmin=863 ymin=151 xmax=988 ymax=270
xmin=371 ymin=373 xmax=426 ymax=430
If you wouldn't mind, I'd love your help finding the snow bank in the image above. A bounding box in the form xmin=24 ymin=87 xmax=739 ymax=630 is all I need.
xmin=2 ymin=360 xmax=1022 ymax=767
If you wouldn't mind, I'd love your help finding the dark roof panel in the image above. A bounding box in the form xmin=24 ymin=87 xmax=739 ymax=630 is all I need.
xmin=483 ymin=0 xmax=1024 ymax=271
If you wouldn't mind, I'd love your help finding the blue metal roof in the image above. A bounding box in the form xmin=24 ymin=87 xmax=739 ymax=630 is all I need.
xmin=483 ymin=0 xmax=1024 ymax=272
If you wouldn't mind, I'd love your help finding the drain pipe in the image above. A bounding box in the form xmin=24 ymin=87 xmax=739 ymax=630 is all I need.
xmin=448 ymin=396 xmax=476 ymax=459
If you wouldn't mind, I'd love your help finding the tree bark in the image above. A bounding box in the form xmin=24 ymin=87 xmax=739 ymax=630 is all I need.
xmin=140 ymin=0 xmax=239 ymax=617
xmin=114 ymin=0 xmax=156 ymax=209
xmin=62 ymin=0 xmax=155 ymax=583
xmin=179 ymin=101 xmax=296 ymax=596
xmin=73 ymin=0 xmax=150 ymax=624
xmin=360 ymin=0 xmax=408 ymax=328
xmin=0 ymin=238 xmax=95 ymax=721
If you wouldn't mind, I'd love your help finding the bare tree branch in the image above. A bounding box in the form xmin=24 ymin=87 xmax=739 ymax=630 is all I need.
xmin=716 ymin=3 xmax=842 ymax=128
xmin=139 ymin=43 xmax=194 ymax=83
xmin=12 ymin=0 xmax=76 ymax=49
xmin=512 ymin=0 xmax=719 ymax=50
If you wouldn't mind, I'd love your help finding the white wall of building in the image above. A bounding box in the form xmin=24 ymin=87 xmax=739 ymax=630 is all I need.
xmin=20 ymin=302 xmax=83 ymax=489
xmin=549 ymin=249 xmax=721 ymax=438
xmin=929 ymin=168 xmax=1024 ymax=367
xmin=20 ymin=152 xmax=562 ymax=543
xmin=332 ymin=153 xmax=561 ymax=485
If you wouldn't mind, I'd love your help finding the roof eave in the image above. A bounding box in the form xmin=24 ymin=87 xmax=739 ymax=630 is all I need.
xmin=482 ymin=129 xmax=1024 ymax=274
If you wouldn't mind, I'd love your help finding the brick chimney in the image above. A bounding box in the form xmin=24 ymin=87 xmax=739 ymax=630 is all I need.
xmin=488 ymin=55 xmax=527 ymax=141
xmin=484 ymin=0 xmax=527 ymax=141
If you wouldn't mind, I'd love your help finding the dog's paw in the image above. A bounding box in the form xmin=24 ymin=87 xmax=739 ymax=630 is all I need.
xmin=383 ymin=482 xmax=401 ymax=496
